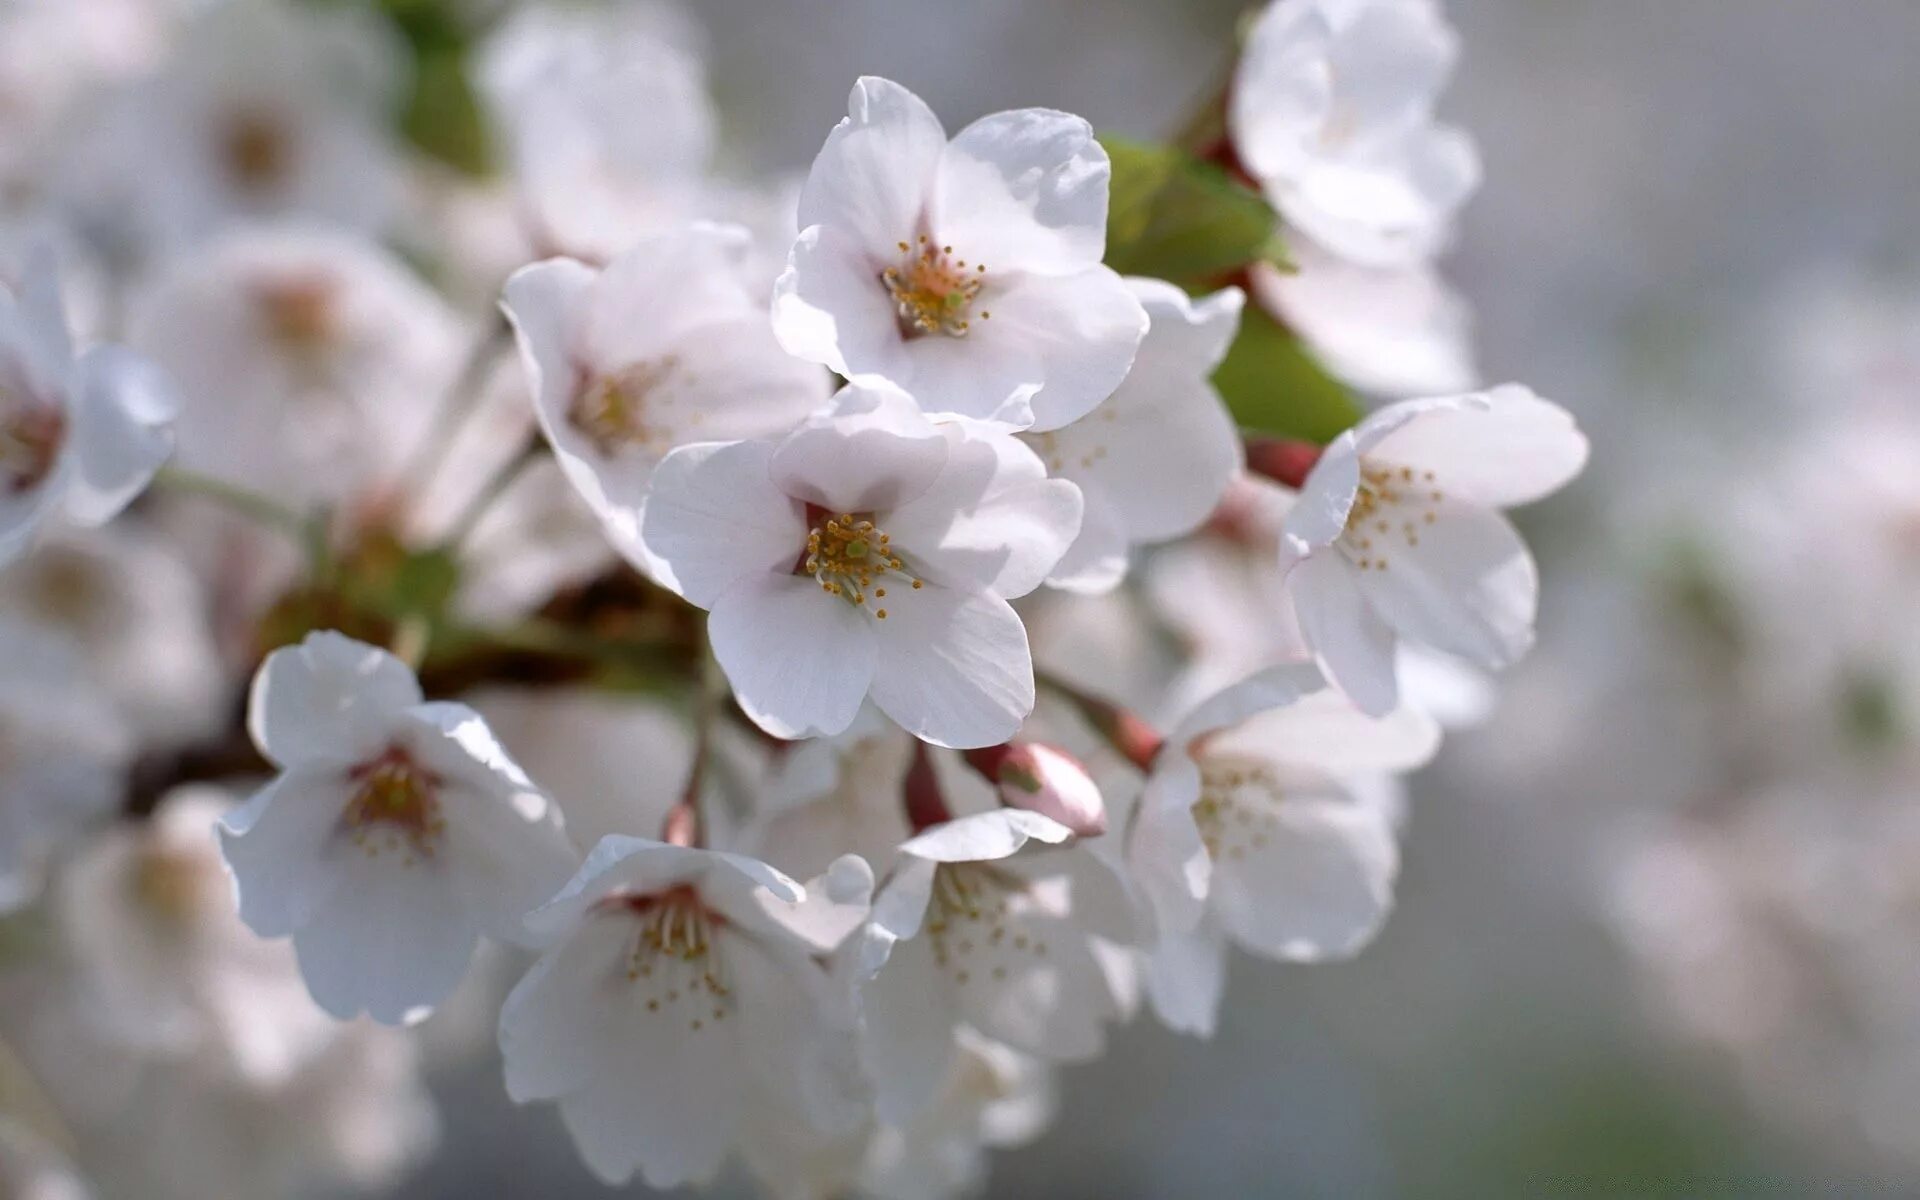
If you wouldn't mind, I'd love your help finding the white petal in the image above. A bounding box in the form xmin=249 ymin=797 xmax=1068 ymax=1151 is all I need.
xmin=884 ymin=426 xmax=1081 ymax=598
xmin=640 ymin=439 xmax=806 ymax=607
xmin=1126 ymin=752 xmax=1210 ymax=934
xmin=862 ymin=933 xmax=963 ymax=1122
xmin=867 ymin=586 xmax=1032 ymax=750
xmin=246 ymin=632 xmax=423 ymax=769
xmin=769 ymin=381 xmax=949 ymax=513
xmin=499 ymin=910 xmax=633 ymax=1101
xmin=933 ymin=107 xmax=1110 ymax=274
xmin=581 ymin=223 xmax=760 ymax=365
xmin=1277 ymin=429 xmax=1362 ymax=570
xmin=1144 ymin=918 xmax=1229 ymax=1038
xmin=797 ymin=77 xmax=946 ymax=259
xmin=1170 ymin=660 xmax=1330 ymax=746
xmin=1209 ymin=786 xmax=1399 ymax=963
xmin=1230 ymin=0 xmax=1335 ymax=184
xmin=218 ymin=768 xmax=349 ymax=938
xmin=1043 ymin=485 xmax=1130 ymax=594
xmin=955 ymin=265 xmax=1147 ymax=431
xmin=1352 ymin=503 xmax=1538 ymax=670
xmin=1289 ymin=550 xmax=1401 ymax=716
xmin=1367 ymin=384 xmax=1588 ymax=508
xmin=772 ymin=223 xmax=913 ymax=380
xmin=710 ymin=573 xmax=876 ymax=741
xmin=64 ymin=346 xmax=175 ymax=526
xmin=898 ymin=808 xmax=1074 ymax=864
xmin=291 ymin=852 xmax=483 ymax=1024
xmin=946 ymin=900 xmax=1116 ymax=1062
xmin=1206 ymin=687 xmax=1441 ymax=776
xmin=1284 ymin=124 xmax=1480 ymax=268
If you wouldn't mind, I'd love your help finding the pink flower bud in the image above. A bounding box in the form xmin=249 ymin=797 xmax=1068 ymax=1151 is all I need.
xmin=964 ymin=742 xmax=1107 ymax=837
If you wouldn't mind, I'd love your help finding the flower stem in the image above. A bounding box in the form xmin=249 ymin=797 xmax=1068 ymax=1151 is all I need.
xmin=437 ymin=433 xmax=543 ymax=552
xmin=402 ymin=311 xmax=513 ymax=501
xmin=1036 ymin=673 xmax=1165 ymax=772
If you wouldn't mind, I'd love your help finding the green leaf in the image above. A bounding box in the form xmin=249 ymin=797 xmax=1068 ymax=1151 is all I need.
xmin=400 ymin=43 xmax=493 ymax=177
xmin=1100 ymin=135 xmax=1277 ymax=286
xmin=1212 ymin=305 xmax=1363 ymax=443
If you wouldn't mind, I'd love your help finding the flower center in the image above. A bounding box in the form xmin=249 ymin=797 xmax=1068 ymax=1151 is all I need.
xmin=881 ymin=236 xmax=990 ymax=338
xmin=1192 ymin=756 xmax=1285 ymax=862
xmin=133 ymin=846 xmax=210 ymax=927
xmin=221 ymin=110 xmax=293 ymax=192
xmin=1338 ymin=461 xmax=1444 ymax=572
xmin=925 ymin=863 xmax=1049 ymax=986
xmin=342 ymin=744 xmax=446 ymax=862
xmin=254 ymin=276 xmax=340 ymax=357
xmin=567 ymin=356 xmax=682 ymax=457
xmin=602 ymin=886 xmax=733 ymax=1033
xmin=0 ymin=395 xmax=66 ymax=495
xmin=802 ymin=510 xmax=922 ymax=619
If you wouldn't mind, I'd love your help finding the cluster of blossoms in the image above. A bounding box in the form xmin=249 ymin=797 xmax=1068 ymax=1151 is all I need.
xmin=0 ymin=0 xmax=1585 ymax=1196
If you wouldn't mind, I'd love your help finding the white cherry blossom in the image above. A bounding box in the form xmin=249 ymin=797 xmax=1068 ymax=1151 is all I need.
xmin=497 ymin=835 xmax=871 ymax=1189
xmin=220 ymin=632 xmax=580 ymax=1025
xmin=1028 ymin=278 xmax=1244 ymax=592
xmin=642 ymin=380 xmax=1082 ymax=748
xmin=502 ymin=223 xmax=830 ymax=585
xmin=1230 ymin=0 xmax=1480 ymax=267
xmin=1277 ymin=385 xmax=1588 ymax=715
xmin=774 ymin=76 xmax=1147 ymax=431
xmin=1128 ymin=663 xmax=1439 ymax=1035
xmin=0 ymin=250 xmax=174 ymax=566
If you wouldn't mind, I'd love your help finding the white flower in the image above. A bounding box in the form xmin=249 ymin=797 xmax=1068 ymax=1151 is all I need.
xmin=1127 ymin=663 xmax=1439 ymax=1035
xmin=127 ymin=225 xmax=464 ymax=505
xmin=1250 ymin=247 xmax=1477 ymax=398
xmin=1230 ymin=0 xmax=1480 ymax=267
xmin=1277 ymin=385 xmax=1588 ymax=715
xmin=497 ymin=835 xmax=871 ymax=1189
xmin=478 ymin=1 xmax=717 ymax=261
xmin=220 ymin=632 xmax=580 ymax=1025
xmin=53 ymin=1 xmax=404 ymax=253
xmin=502 ymin=223 xmax=830 ymax=584
xmin=862 ymin=808 xmax=1135 ymax=1121
xmin=1027 ymin=278 xmax=1244 ymax=592
xmin=0 ymin=1118 xmax=91 ymax=1200
xmin=641 ymin=380 xmax=1082 ymax=748
xmin=0 ymin=250 xmax=174 ymax=566
xmin=0 ymin=618 xmax=131 ymax=913
xmin=774 ymin=76 xmax=1148 ymax=431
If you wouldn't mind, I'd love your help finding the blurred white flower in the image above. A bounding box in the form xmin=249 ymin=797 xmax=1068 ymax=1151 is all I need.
xmin=502 ymin=222 xmax=830 ymax=583
xmin=127 ymin=225 xmax=464 ymax=504
xmin=0 ymin=1117 xmax=91 ymax=1200
xmin=642 ymin=381 xmax=1082 ymax=747
xmin=1128 ymin=663 xmax=1438 ymax=1035
xmin=54 ymin=0 xmax=405 ymax=254
xmin=0 ymin=0 xmax=169 ymax=192
xmin=1231 ymin=0 xmax=1479 ymax=268
xmin=0 ymin=250 xmax=174 ymax=567
xmin=1277 ymin=385 xmax=1587 ymax=715
xmin=478 ymin=0 xmax=716 ymax=261
xmin=498 ymin=835 xmax=871 ymax=1189
xmin=220 ymin=632 xmax=579 ymax=1024
xmin=774 ymin=76 xmax=1147 ymax=431
xmin=1028 ymin=279 xmax=1244 ymax=593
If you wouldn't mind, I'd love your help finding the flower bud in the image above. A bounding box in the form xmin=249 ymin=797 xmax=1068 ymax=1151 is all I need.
xmin=964 ymin=742 xmax=1108 ymax=837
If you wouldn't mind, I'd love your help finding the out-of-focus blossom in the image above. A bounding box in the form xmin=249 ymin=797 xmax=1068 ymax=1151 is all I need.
xmin=503 ymin=223 xmax=829 ymax=583
xmin=1028 ymin=279 xmax=1244 ymax=593
xmin=1230 ymin=0 xmax=1479 ymax=267
xmin=221 ymin=632 xmax=579 ymax=1024
xmin=775 ymin=76 xmax=1147 ymax=431
xmin=643 ymin=381 xmax=1082 ymax=747
xmin=1278 ymin=385 xmax=1587 ymax=715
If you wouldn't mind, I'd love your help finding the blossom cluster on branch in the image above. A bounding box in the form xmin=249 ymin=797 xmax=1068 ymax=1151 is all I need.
xmin=0 ymin=0 xmax=1585 ymax=1196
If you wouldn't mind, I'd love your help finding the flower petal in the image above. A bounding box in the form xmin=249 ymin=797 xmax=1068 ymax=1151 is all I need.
xmin=1206 ymin=687 xmax=1441 ymax=776
xmin=291 ymin=851 xmax=483 ymax=1024
xmin=710 ymin=573 xmax=876 ymax=741
xmin=1144 ymin=917 xmax=1229 ymax=1038
xmin=867 ymin=586 xmax=1032 ymax=750
xmin=884 ymin=426 xmax=1081 ymax=598
xmin=1289 ymin=550 xmax=1401 ymax=716
xmin=218 ymin=768 xmax=349 ymax=938
xmin=1366 ymin=384 xmax=1588 ymax=508
xmin=1351 ymin=502 xmax=1538 ymax=670
xmin=772 ymin=224 xmax=913 ymax=380
xmin=64 ymin=345 xmax=175 ymax=527
xmin=797 ymin=76 xmax=947 ymax=259
xmin=246 ymin=632 xmax=423 ymax=769
xmin=934 ymin=107 xmax=1110 ymax=274
xmin=641 ymin=439 xmax=806 ymax=607
xmin=957 ymin=265 xmax=1147 ymax=431
xmin=769 ymin=380 xmax=948 ymax=513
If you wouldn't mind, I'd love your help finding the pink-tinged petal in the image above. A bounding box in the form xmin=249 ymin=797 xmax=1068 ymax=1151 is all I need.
xmin=1352 ymin=502 xmax=1539 ymax=671
xmin=64 ymin=345 xmax=175 ymax=527
xmin=960 ymin=265 xmax=1147 ymax=431
xmin=769 ymin=381 xmax=948 ymax=513
xmin=710 ymin=573 xmax=876 ymax=741
xmin=867 ymin=586 xmax=1032 ymax=750
xmin=1206 ymin=687 xmax=1441 ymax=776
xmin=1367 ymin=384 xmax=1588 ymax=508
xmin=523 ymin=836 xmax=712 ymax=941
xmin=648 ymin=316 xmax=831 ymax=445
xmin=1289 ymin=551 xmax=1401 ymax=716
xmin=885 ymin=426 xmax=1081 ymax=598
xmin=1144 ymin=917 xmax=1229 ymax=1038
xmin=772 ymin=224 xmax=913 ymax=380
xmin=291 ymin=851 xmax=482 ymax=1024
xmin=797 ymin=76 xmax=947 ymax=259
xmin=1208 ymin=785 xmax=1399 ymax=963
xmin=933 ymin=107 xmax=1110 ymax=275
xmin=581 ymin=223 xmax=759 ymax=366
xmin=899 ymin=808 xmax=1074 ymax=864
xmin=640 ymin=439 xmax=806 ymax=607
xmin=246 ymin=632 xmax=423 ymax=769
xmin=218 ymin=768 xmax=349 ymax=938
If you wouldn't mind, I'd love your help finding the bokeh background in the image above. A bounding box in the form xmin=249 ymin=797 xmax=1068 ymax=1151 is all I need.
xmin=396 ymin=2 xmax=1920 ymax=1195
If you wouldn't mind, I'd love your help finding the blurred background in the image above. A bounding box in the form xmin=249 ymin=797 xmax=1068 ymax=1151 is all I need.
xmin=7 ymin=0 xmax=1920 ymax=1196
